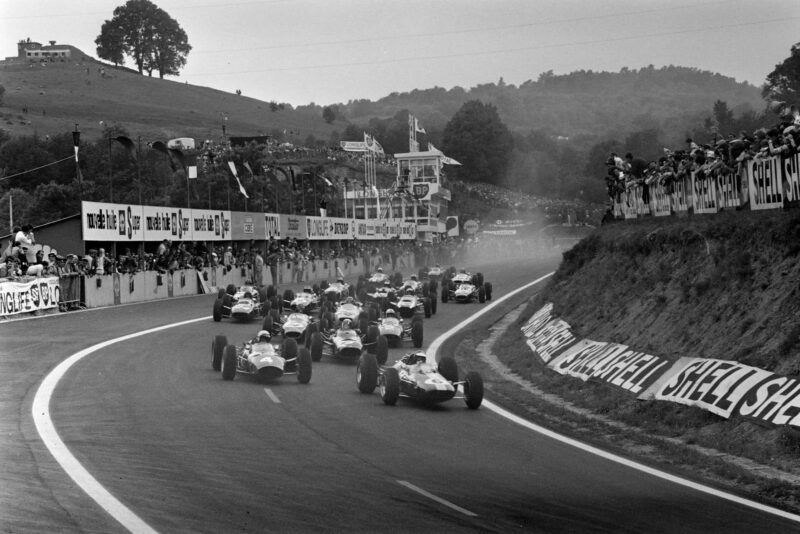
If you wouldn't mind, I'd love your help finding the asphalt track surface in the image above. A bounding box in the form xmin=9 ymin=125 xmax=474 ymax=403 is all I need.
xmin=3 ymin=257 xmax=800 ymax=533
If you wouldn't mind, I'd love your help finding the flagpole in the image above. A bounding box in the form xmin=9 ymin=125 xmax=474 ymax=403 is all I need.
xmin=72 ymin=124 xmax=81 ymax=203
xmin=107 ymin=137 xmax=113 ymax=202
xmin=136 ymin=136 xmax=142 ymax=206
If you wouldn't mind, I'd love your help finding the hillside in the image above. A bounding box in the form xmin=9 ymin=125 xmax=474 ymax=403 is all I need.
xmin=0 ymin=54 xmax=339 ymax=143
xmin=487 ymin=210 xmax=800 ymax=510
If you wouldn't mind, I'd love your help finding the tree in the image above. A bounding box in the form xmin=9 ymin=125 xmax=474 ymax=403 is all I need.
xmin=322 ymin=106 xmax=337 ymax=124
xmin=763 ymin=42 xmax=800 ymax=106
xmin=441 ymin=100 xmax=513 ymax=185
xmin=95 ymin=0 xmax=191 ymax=78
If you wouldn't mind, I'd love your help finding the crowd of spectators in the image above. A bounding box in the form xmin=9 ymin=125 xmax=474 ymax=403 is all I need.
xmin=604 ymin=104 xmax=800 ymax=212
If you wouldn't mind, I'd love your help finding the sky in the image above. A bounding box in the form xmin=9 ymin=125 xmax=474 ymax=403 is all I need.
xmin=1 ymin=0 xmax=798 ymax=107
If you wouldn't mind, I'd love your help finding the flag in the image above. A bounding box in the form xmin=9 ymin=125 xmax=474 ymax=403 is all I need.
xmin=187 ymin=154 xmax=198 ymax=179
xmin=289 ymin=167 xmax=297 ymax=191
xmin=274 ymin=166 xmax=289 ymax=183
xmin=318 ymin=174 xmax=332 ymax=186
xmin=168 ymin=148 xmax=185 ymax=172
xmin=113 ymin=136 xmax=137 ymax=161
xmin=227 ymin=161 xmax=249 ymax=198
xmin=364 ymin=133 xmax=385 ymax=155
xmin=414 ymin=117 xmax=426 ymax=134
xmin=243 ymin=161 xmax=254 ymax=175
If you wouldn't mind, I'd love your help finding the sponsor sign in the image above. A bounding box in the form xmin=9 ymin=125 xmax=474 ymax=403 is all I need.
xmin=783 ymin=151 xmax=800 ymax=205
xmin=266 ymin=214 xmax=282 ymax=239
xmin=716 ymin=172 xmax=743 ymax=210
xmin=278 ymin=214 xmax=308 ymax=240
xmin=650 ymin=183 xmax=671 ymax=216
xmin=340 ymin=141 xmax=368 ymax=152
xmin=463 ymin=219 xmax=479 ymax=235
xmin=189 ymin=209 xmax=231 ymax=241
xmin=82 ymin=201 xmax=144 ymax=242
xmin=673 ymin=177 xmax=691 ymax=213
xmin=0 ymin=277 xmax=60 ymax=315
xmin=354 ymin=219 xmax=416 ymax=240
xmin=231 ymin=212 xmax=266 ymax=240
xmin=525 ymin=318 xmax=577 ymax=363
xmin=691 ymin=172 xmax=718 ymax=214
xmin=746 ymin=156 xmax=783 ymax=210
xmin=305 ymin=216 xmax=353 ymax=240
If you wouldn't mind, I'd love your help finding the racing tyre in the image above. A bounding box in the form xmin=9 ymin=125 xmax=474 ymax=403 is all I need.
xmin=441 ymin=287 xmax=448 ymax=303
xmin=305 ymin=322 xmax=318 ymax=348
xmin=310 ymin=332 xmax=323 ymax=362
xmin=356 ymin=353 xmax=378 ymax=394
xmin=283 ymin=337 xmax=298 ymax=362
xmin=368 ymin=304 xmax=378 ymax=322
xmin=438 ymin=356 xmax=459 ymax=388
xmin=262 ymin=314 xmax=274 ymax=334
xmin=366 ymin=325 xmax=380 ymax=353
xmin=411 ymin=313 xmax=424 ymax=325
xmin=226 ymin=284 xmax=236 ymax=296
xmin=266 ymin=285 xmax=277 ymax=299
xmin=297 ymin=348 xmax=312 ymax=384
xmin=411 ymin=321 xmax=423 ymax=348
xmin=312 ymin=283 xmax=320 ymax=294
xmin=217 ymin=287 xmax=226 ymax=299
xmin=213 ymin=299 xmax=223 ymax=322
xmin=271 ymin=308 xmax=281 ymax=323
xmin=283 ymin=288 xmax=295 ymax=304
xmin=430 ymin=294 xmax=437 ymax=315
xmin=221 ymin=345 xmax=237 ymax=380
xmin=358 ymin=288 xmax=367 ymax=303
xmin=376 ymin=335 xmax=389 ymax=365
xmin=359 ymin=316 xmax=369 ymax=336
xmin=320 ymin=280 xmax=329 ymax=291
xmin=463 ymin=371 xmax=484 ymax=409
xmin=423 ymin=298 xmax=431 ymax=318
xmin=422 ymin=281 xmax=429 ymax=297
xmin=212 ymin=335 xmax=227 ymax=371
xmin=474 ymin=272 xmax=484 ymax=287
xmin=259 ymin=288 xmax=268 ymax=308
xmin=478 ymin=285 xmax=486 ymax=303
xmin=392 ymin=272 xmax=403 ymax=287
xmin=485 ymin=282 xmax=492 ymax=300
xmin=222 ymin=294 xmax=233 ymax=312
xmin=270 ymin=295 xmax=280 ymax=310
xmin=418 ymin=268 xmax=426 ymax=280
xmin=380 ymin=367 xmax=400 ymax=405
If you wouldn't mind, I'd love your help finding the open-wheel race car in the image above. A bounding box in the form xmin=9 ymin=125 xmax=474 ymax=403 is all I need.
xmin=356 ymin=350 xmax=483 ymax=408
xmin=211 ymin=330 xmax=312 ymax=383
xmin=393 ymin=288 xmax=435 ymax=318
xmin=367 ymin=267 xmax=392 ymax=285
xmin=375 ymin=308 xmax=424 ymax=348
xmin=260 ymin=309 xmax=320 ymax=348
xmin=212 ymin=283 xmax=268 ymax=322
xmin=321 ymin=277 xmax=351 ymax=303
xmin=283 ymin=286 xmax=321 ymax=315
xmin=309 ymin=317 xmax=389 ymax=364
xmin=441 ymin=270 xmax=492 ymax=304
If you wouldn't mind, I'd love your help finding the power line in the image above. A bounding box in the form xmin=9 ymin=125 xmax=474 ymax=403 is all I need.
xmin=0 ymin=156 xmax=73 ymax=182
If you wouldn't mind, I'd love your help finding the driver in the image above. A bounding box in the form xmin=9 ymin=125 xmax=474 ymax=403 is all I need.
xmin=344 ymin=296 xmax=355 ymax=305
xmin=253 ymin=329 xmax=271 ymax=344
xmin=401 ymin=352 xmax=425 ymax=365
xmin=340 ymin=319 xmax=352 ymax=331
xmin=376 ymin=267 xmax=383 ymax=273
xmin=410 ymin=274 xmax=417 ymax=281
xmin=303 ymin=285 xmax=313 ymax=294
xmin=385 ymin=308 xmax=398 ymax=320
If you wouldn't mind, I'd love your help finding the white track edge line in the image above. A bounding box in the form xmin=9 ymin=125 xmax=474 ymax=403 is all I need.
xmin=397 ymin=480 xmax=477 ymax=517
xmin=428 ymin=271 xmax=800 ymax=524
xmin=32 ymin=316 xmax=209 ymax=534
xmin=263 ymin=388 xmax=281 ymax=403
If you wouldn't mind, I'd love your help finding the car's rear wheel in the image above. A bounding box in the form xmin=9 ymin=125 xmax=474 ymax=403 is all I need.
xmin=366 ymin=325 xmax=380 ymax=353
xmin=212 ymin=298 xmax=223 ymax=322
xmin=221 ymin=345 xmax=237 ymax=380
xmin=411 ymin=321 xmax=423 ymax=348
xmin=485 ymin=282 xmax=492 ymax=300
xmin=305 ymin=322 xmax=318 ymax=348
xmin=262 ymin=314 xmax=273 ymax=333
xmin=212 ymin=335 xmax=227 ymax=371
xmin=217 ymin=287 xmax=226 ymax=299
xmin=430 ymin=294 xmax=437 ymax=315
xmin=222 ymin=294 xmax=233 ymax=312
xmin=464 ymin=371 xmax=484 ymax=409
xmin=380 ymin=368 xmax=400 ymax=405
xmin=226 ymin=284 xmax=236 ymax=296
xmin=423 ymin=297 xmax=431 ymax=318
xmin=357 ymin=353 xmax=378 ymax=393
xmin=478 ymin=285 xmax=486 ymax=303
xmin=297 ymin=348 xmax=312 ymax=384
xmin=310 ymin=332 xmax=323 ymax=362
xmin=283 ymin=338 xmax=298 ymax=361
xmin=441 ymin=287 xmax=448 ymax=303
xmin=283 ymin=288 xmax=295 ymax=304
xmin=266 ymin=284 xmax=277 ymax=299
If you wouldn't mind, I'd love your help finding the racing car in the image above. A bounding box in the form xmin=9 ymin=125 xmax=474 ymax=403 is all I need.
xmin=212 ymin=283 xmax=268 ymax=322
xmin=356 ymin=350 xmax=483 ymax=408
xmin=211 ymin=330 xmax=311 ymax=383
xmin=393 ymin=288 xmax=434 ymax=318
xmin=367 ymin=267 xmax=392 ymax=285
xmin=375 ymin=308 xmax=424 ymax=348
xmin=421 ymin=264 xmax=446 ymax=283
xmin=322 ymin=277 xmax=350 ymax=303
xmin=441 ymin=270 xmax=492 ymax=304
xmin=309 ymin=318 xmax=389 ymax=364
xmin=261 ymin=310 xmax=320 ymax=347
xmin=284 ymin=286 xmax=321 ymax=315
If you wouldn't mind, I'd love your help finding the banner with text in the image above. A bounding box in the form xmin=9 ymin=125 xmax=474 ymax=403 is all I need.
xmin=0 ymin=277 xmax=61 ymax=315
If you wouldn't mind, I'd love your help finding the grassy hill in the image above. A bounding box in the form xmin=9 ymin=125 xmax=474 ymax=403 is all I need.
xmin=488 ymin=210 xmax=800 ymax=511
xmin=0 ymin=53 xmax=339 ymax=143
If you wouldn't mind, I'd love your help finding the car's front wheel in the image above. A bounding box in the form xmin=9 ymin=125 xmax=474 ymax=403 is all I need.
xmin=221 ymin=345 xmax=237 ymax=380
xmin=464 ymin=371 xmax=484 ymax=409
xmin=357 ymin=353 xmax=378 ymax=393
xmin=380 ymin=367 xmax=400 ymax=405
xmin=297 ymin=347 xmax=312 ymax=384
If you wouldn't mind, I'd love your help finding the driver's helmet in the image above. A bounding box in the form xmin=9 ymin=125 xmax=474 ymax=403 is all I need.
xmin=385 ymin=308 xmax=397 ymax=318
xmin=435 ymin=264 xmax=440 ymax=268
xmin=377 ymin=267 xmax=383 ymax=273
xmin=337 ymin=277 xmax=344 ymax=284
xmin=341 ymin=319 xmax=352 ymax=330
xmin=257 ymin=330 xmax=271 ymax=342
xmin=405 ymin=288 xmax=414 ymax=295
xmin=303 ymin=286 xmax=313 ymax=293
xmin=383 ymin=279 xmax=391 ymax=286
xmin=410 ymin=274 xmax=417 ymax=281
xmin=459 ymin=269 xmax=466 ymax=274
xmin=345 ymin=296 xmax=355 ymax=304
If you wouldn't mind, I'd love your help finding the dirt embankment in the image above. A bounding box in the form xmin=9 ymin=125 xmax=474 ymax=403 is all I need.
xmin=484 ymin=209 xmax=800 ymax=511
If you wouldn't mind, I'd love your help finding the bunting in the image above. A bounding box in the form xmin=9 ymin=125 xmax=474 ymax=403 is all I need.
xmin=113 ymin=136 xmax=137 ymax=161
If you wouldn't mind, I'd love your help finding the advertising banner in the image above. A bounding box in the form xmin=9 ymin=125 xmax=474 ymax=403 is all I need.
xmin=0 ymin=277 xmax=61 ymax=315
xmin=189 ymin=209 xmax=231 ymax=241
xmin=231 ymin=211 xmax=266 ymax=240
xmin=650 ymin=183 xmax=671 ymax=216
xmin=691 ymin=172 xmax=718 ymax=214
xmin=305 ymin=216 xmax=354 ymax=240
xmin=82 ymin=201 xmax=144 ymax=242
xmin=141 ymin=205 xmax=190 ymax=242
xmin=746 ymin=155 xmax=783 ymax=210
xmin=716 ymin=172 xmax=743 ymax=210
xmin=783 ymin=151 xmax=800 ymax=205
xmin=353 ymin=219 xmax=416 ymax=240
xmin=278 ymin=214 xmax=308 ymax=240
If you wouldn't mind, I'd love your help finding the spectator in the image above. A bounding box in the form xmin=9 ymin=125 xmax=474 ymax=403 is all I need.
xmin=253 ymin=249 xmax=264 ymax=287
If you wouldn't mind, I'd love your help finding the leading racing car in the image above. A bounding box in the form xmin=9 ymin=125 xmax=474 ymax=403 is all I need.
xmin=355 ymin=350 xmax=483 ymax=408
xmin=211 ymin=330 xmax=312 ymax=383
xmin=212 ymin=283 xmax=268 ymax=322
xmin=441 ymin=270 xmax=492 ymax=304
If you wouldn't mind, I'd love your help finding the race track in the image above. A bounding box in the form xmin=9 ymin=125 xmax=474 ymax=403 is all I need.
xmin=3 ymin=256 xmax=800 ymax=533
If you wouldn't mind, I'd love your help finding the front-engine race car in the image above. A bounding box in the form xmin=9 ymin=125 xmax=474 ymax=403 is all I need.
xmin=212 ymin=283 xmax=267 ymax=322
xmin=211 ymin=330 xmax=311 ymax=383
xmin=356 ymin=350 xmax=483 ymax=408
xmin=441 ymin=271 xmax=492 ymax=304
